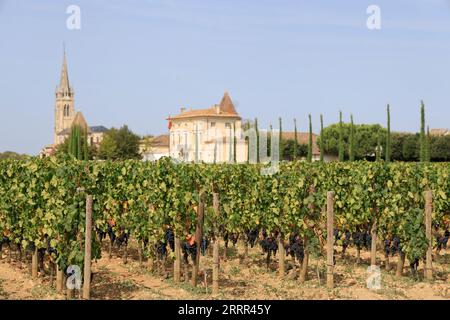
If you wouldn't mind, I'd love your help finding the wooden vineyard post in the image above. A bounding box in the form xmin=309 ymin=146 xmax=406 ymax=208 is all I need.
xmin=385 ymin=250 xmax=391 ymax=271
xmin=83 ymin=195 xmax=93 ymax=300
xmin=184 ymin=261 xmax=189 ymax=283
xmin=148 ymin=245 xmax=155 ymax=272
xmin=108 ymin=238 xmax=113 ymax=260
xmin=123 ymin=242 xmax=128 ymax=264
xmin=223 ymin=239 xmax=228 ymax=261
xmin=299 ymin=236 xmax=309 ymax=283
xmin=243 ymin=241 xmax=248 ymax=260
xmin=212 ymin=192 xmax=220 ymax=296
xmin=32 ymin=246 xmax=38 ymax=278
xmin=326 ymin=191 xmax=334 ymax=289
xmin=396 ymin=253 xmax=405 ymax=278
xmin=138 ymin=242 xmax=143 ymax=267
xmin=174 ymin=236 xmax=181 ymax=284
xmin=49 ymin=263 xmax=55 ymax=287
xmin=56 ymin=266 xmax=64 ymax=292
xmin=424 ymin=190 xmax=433 ymax=281
xmin=300 ymin=184 xmax=315 ymax=283
xmin=278 ymin=234 xmax=285 ymax=278
xmin=192 ymin=192 xmax=205 ymax=287
xmin=7 ymin=243 xmax=12 ymax=263
xmin=67 ymin=287 xmax=74 ymax=300
xmin=370 ymin=220 xmax=377 ymax=267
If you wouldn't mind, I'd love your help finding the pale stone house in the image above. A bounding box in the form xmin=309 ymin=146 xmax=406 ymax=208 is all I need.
xmin=430 ymin=128 xmax=449 ymax=136
xmin=40 ymin=50 xmax=107 ymax=157
xmin=140 ymin=135 xmax=170 ymax=161
xmin=168 ymin=92 xmax=247 ymax=163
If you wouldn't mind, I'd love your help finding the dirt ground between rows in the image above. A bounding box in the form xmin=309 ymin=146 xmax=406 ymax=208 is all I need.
xmin=0 ymin=241 xmax=448 ymax=300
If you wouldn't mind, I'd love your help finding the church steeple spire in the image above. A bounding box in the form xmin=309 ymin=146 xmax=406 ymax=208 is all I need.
xmin=59 ymin=44 xmax=70 ymax=91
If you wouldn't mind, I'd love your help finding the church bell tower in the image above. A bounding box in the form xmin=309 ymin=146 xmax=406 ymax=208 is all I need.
xmin=54 ymin=47 xmax=75 ymax=145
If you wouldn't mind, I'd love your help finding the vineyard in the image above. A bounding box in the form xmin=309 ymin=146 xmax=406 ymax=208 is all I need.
xmin=0 ymin=157 xmax=449 ymax=299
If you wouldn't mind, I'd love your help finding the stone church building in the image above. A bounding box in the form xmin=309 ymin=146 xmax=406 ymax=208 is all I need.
xmin=41 ymin=50 xmax=107 ymax=157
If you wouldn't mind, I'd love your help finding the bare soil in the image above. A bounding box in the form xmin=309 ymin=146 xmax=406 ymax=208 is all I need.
xmin=0 ymin=241 xmax=448 ymax=300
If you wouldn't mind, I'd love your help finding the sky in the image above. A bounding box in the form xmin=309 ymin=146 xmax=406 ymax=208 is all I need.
xmin=1 ymin=0 xmax=450 ymax=155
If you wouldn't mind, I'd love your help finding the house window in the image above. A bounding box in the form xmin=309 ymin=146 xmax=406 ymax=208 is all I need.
xmin=225 ymin=122 xmax=231 ymax=128
xmin=210 ymin=122 xmax=216 ymax=127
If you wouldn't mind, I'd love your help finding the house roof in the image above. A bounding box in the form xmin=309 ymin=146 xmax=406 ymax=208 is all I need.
xmin=219 ymin=91 xmax=238 ymax=114
xmin=429 ymin=128 xmax=449 ymax=136
xmin=89 ymin=126 xmax=109 ymax=133
xmin=169 ymin=92 xmax=241 ymax=120
xmin=141 ymin=135 xmax=169 ymax=148
xmin=72 ymin=111 xmax=88 ymax=131
xmin=282 ymin=132 xmax=321 ymax=155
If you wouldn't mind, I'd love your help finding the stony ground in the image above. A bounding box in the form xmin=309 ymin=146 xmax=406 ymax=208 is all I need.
xmin=0 ymin=241 xmax=448 ymax=300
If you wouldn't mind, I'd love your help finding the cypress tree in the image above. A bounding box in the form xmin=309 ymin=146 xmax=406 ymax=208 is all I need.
xmin=293 ymin=118 xmax=298 ymax=160
xmin=83 ymin=129 xmax=89 ymax=160
xmin=420 ymin=101 xmax=426 ymax=162
xmin=426 ymin=125 xmax=431 ymax=162
xmin=338 ymin=111 xmax=344 ymax=162
xmin=68 ymin=125 xmax=89 ymax=160
xmin=376 ymin=129 xmax=382 ymax=162
xmin=255 ymin=118 xmax=259 ymax=164
xmin=77 ymin=126 xmax=82 ymax=160
xmin=279 ymin=117 xmax=283 ymax=160
xmin=386 ymin=104 xmax=391 ymax=163
xmin=349 ymin=114 xmax=355 ymax=161
xmin=320 ymin=114 xmax=324 ymax=162
xmin=307 ymin=114 xmax=313 ymax=162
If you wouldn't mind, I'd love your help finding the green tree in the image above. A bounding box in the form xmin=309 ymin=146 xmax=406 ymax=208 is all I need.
xmin=420 ymin=101 xmax=426 ymax=162
xmin=0 ymin=151 xmax=29 ymax=160
xmin=376 ymin=129 xmax=382 ymax=162
xmin=293 ymin=118 xmax=298 ymax=160
xmin=385 ymin=104 xmax=391 ymax=163
xmin=338 ymin=111 xmax=344 ymax=162
xmin=279 ymin=117 xmax=283 ymax=160
xmin=430 ymin=135 xmax=450 ymax=161
xmin=281 ymin=139 xmax=308 ymax=161
xmin=307 ymin=114 xmax=313 ymax=163
xmin=319 ymin=123 xmax=387 ymax=160
xmin=255 ymin=118 xmax=260 ymax=163
xmin=98 ymin=125 xmax=141 ymax=160
xmin=349 ymin=114 xmax=355 ymax=161
xmin=425 ymin=126 xmax=431 ymax=162
xmin=65 ymin=125 xmax=89 ymax=160
xmin=319 ymin=114 xmax=324 ymax=162
xmin=402 ymin=133 xmax=420 ymax=161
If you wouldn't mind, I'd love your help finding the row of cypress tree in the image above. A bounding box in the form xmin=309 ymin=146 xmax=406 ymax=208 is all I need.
xmin=247 ymin=100 xmax=431 ymax=164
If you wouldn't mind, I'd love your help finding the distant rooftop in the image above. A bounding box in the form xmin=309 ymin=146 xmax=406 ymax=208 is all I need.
xmin=57 ymin=125 xmax=108 ymax=136
xmin=429 ymin=128 xmax=449 ymax=136
xmin=89 ymin=126 xmax=109 ymax=133
xmin=169 ymin=92 xmax=241 ymax=120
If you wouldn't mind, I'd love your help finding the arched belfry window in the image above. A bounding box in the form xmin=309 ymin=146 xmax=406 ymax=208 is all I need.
xmin=63 ymin=105 xmax=69 ymax=117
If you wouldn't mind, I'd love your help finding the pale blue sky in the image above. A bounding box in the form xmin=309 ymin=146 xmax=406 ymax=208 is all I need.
xmin=1 ymin=0 xmax=450 ymax=155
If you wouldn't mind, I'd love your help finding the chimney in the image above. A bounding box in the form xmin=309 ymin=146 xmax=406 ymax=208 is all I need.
xmin=214 ymin=104 xmax=220 ymax=114
xmin=180 ymin=107 xmax=186 ymax=113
